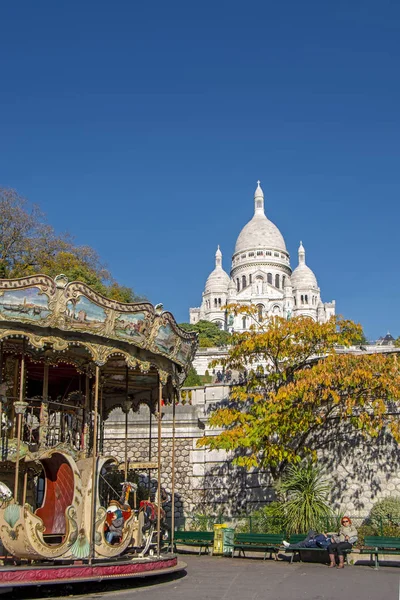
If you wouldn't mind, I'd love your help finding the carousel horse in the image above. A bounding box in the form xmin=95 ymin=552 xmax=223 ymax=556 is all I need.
xmin=104 ymin=481 xmax=137 ymax=544
xmin=137 ymin=487 xmax=169 ymax=556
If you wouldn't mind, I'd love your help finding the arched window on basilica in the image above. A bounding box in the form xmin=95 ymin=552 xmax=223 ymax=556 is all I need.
xmin=275 ymin=274 xmax=280 ymax=288
xmin=236 ymin=278 xmax=240 ymax=292
xmin=267 ymin=273 xmax=272 ymax=285
xmin=242 ymin=275 xmax=247 ymax=288
xmin=218 ymin=298 xmax=221 ymax=306
xmin=256 ymin=277 xmax=263 ymax=295
xmin=257 ymin=304 xmax=264 ymax=321
xmin=242 ymin=316 xmax=247 ymax=329
xmin=214 ymin=298 xmax=218 ymax=307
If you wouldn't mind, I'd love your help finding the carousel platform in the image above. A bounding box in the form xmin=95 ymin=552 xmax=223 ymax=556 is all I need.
xmin=0 ymin=553 xmax=185 ymax=588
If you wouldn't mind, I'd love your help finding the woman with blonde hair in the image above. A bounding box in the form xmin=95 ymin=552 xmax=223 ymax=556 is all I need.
xmin=327 ymin=516 xmax=358 ymax=568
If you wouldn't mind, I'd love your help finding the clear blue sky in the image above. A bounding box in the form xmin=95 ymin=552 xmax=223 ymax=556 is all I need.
xmin=1 ymin=0 xmax=399 ymax=339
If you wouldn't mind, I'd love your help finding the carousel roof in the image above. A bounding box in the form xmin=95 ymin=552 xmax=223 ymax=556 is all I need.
xmin=0 ymin=274 xmax=198 ymax=377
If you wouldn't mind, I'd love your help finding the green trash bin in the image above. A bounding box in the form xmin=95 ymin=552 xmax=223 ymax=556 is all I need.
xmin=222 ymin=527 xmax=235 ymax=556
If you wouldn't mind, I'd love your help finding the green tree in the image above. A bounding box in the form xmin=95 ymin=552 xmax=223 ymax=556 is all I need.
xmin=198 ymin=304 xmax=400 ymax=478
xmin=183 ymin=366 xmax=202 ymax=387
xmin=179 ymin=320 xmax=231 ymax=348
xmin=0 ymin=187 xmax=142 ymax=301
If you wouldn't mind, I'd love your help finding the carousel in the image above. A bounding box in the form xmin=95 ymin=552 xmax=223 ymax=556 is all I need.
xmin=0 ymin=274 xmax=197 ymax=588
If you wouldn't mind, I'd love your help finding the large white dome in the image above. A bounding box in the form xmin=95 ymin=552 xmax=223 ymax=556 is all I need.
xmin=234 ymin=182 xmax=287 ymax=254
xmin=235 ymin=214 xmax=287 ymax=254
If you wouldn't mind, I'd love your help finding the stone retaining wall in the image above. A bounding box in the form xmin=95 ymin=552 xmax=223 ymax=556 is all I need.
xmin=103 ymin=383 xmax=400 ymax=521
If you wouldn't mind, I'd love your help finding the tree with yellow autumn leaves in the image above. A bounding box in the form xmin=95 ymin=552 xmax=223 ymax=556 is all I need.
xmin=198 ymin=305 xmax=400 ymax=479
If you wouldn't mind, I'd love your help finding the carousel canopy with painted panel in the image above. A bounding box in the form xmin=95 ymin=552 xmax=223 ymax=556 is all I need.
xmin=0 ymin=274 xmax=197 ymax=393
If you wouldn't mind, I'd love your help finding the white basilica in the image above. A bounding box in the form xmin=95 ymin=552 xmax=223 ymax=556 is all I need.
xmin=189 ymin=181 xmax=335 ymax=331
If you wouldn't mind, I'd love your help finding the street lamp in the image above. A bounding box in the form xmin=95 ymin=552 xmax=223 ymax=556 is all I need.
xmin=13 ymin=400 xmax=28 ymax=503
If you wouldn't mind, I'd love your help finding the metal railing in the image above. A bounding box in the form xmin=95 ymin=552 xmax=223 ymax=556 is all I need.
xmin=178 ymin=514 xmax=395 ymax=545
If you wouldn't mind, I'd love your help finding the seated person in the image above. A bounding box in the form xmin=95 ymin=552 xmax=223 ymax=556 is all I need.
xmin=105 ymin=501 xmax=124 ymax=545
xmin=327 ymin=516 xmax=358 ymax=569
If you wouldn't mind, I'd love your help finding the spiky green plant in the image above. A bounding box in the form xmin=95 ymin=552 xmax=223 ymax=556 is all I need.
xmin=275 ymin=462 xmax=333 ymax=534
xmin=188 ymin=513 xmax=215 ymax=532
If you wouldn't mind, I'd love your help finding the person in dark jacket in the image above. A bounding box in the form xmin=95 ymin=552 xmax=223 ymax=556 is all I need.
xmin=282 ymin=530 xmax=331 ymax=549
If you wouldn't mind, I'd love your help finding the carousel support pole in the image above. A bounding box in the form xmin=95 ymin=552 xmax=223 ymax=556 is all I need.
xmin=0 ymin=341 xmax=3 ymax=449
xmin=22 ymin=470 xmax=28 ymax=505
xmin=39 ymin=363 xmax=49 ymax=446
xmin=99 ymin=380 xmax=103 ymax=454
xmin=148 ymin=409 xmax=152 ymax=500
xmin=84 ymin=372 xmax=90 ymax=452
xmin=11 ymin=358 xmax=19 ymax=437
xmin=89 ymin=365 xmax=100 ymax=565
xmin=122 ymin=366 xmax=133 ymax=481
xmin=14 ymin=344 xmax=28 ymax=504
xmin=157 ymin=377 xmax=162 ymax=557
xmin=0 ymin=398 xmax=2 ymax=456
xmin=171 ymin=391 xmax=176 ymax=553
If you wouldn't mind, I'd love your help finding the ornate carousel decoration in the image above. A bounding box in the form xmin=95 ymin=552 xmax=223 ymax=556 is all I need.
xmin=0 ymin=275 xmax=197 ymax=585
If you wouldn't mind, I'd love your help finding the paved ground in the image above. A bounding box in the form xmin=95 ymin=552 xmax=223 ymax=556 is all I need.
xmin=11 ymin=555 xmax=400 ymax=600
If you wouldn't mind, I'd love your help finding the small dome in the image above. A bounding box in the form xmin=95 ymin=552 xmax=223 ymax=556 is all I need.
xmin=205 ymin=268 xmax=230 ymax=293
xmin=291 ymin=241 xmax=318 ymax=289
xmin=204 ymin=246 xmax=230 ymax=293
xmin=291 ymin=264 xmax=318 ymax=289
xmin=234 ymin=181 xmax=287 ymax=254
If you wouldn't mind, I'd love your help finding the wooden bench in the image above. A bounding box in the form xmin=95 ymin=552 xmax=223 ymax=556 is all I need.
xmin=285 ymin=534 xmax=352 ymax=565
xmin=230 ymin=533 xmax=284 ymax=560
xmin=173 ymin=530 xmax=214 ymax=555
xmin=359 ymin=536 xmax=400 ymax=569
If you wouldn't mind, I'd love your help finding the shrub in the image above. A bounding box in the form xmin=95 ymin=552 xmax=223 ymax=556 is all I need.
xmin=275 ymin=462 xmax=333 ymax=535
xmin=357 ymin=522 xmax=400 ymax=546
xmin=247 ymin=502 xmax=285 ymax=534
xmin=202 ymin=370 xmax=213 ymax=384
xmin=370 ymin=496 xmax=400 ymax=528
xmin=187 ymin=513 xmax=216 ymax=532
xmin=356 ymin=524 xmax=379 ymax=546
xmin=182 ymin=366 xmax=202 ymax=387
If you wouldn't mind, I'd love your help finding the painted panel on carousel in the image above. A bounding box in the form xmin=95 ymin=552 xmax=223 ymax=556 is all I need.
xmin=176 ymin=339 xmax=194 ymax=364
xmin=65 ymin=296 xmax=107 ymax=330
xmin=0 ymin=287 xmax=50 ymax=321
xmin=114 ymin=312 xmax=148 ymax=344
xmin=153 ymin=322 xmax=178 ymax=356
